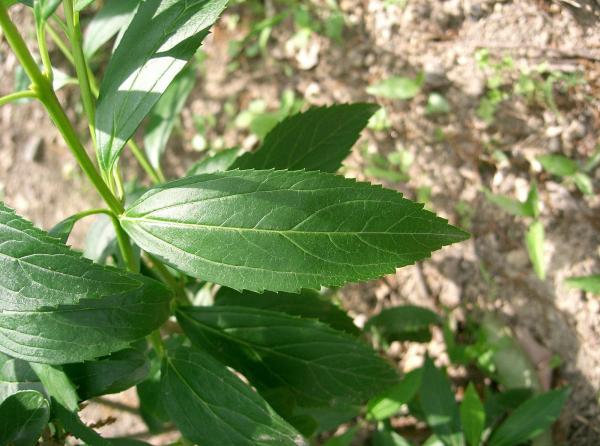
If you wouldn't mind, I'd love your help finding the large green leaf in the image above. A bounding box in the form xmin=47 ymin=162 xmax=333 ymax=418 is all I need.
xmin=419 ymin=358 xmax=464 ymax=446
xmin=64 ymin=342 xmax=149 ymax=399
xmin=83 ymin=0 xmax=140 ymax=58
xmin=144 ymin=65 xmax=196 ymax=170
xmin=0 ymin=204 xmax=172 ymax=364
xmin=121 ymin=170 xmax=468 ymax=293
xmin=215 ymin=287 xmax=359 ymax=335
xmin=177 ymin=305 xmax=399 ymax=407
xmin=231 ymin=104 xmax=378 ymax=172
xmin=95 ymin=0 xmax=227 ymax=174
xmin=0 ymin=390 xmax=49 ymax=446
xmin=488 ymin=388 xmax=569 ymax=446
xmin=162 ymin=345 xmax=303 ymax=446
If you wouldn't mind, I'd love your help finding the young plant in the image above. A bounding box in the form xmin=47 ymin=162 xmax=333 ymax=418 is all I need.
xmin=0 ymin=1 xmax=469 ymax=444
xmin=484 ymin=183 xmax=545 ymax=279
xmin=537 ymin=152 xmax=596 ymax=196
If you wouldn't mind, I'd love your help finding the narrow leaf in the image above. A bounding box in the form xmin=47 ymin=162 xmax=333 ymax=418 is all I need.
xmin=16 ymin=0 xmax=60 ymax=18
xmin=215 ymin=287 xmax=359 ymax=335
xmin=144 ymin=66 xmax=196 ymax=170
xmin=366 ymin=75 xmax=424 ymax=100
xmin=0 ymin=203 xmax=172 ymax=364
xmin=162 ymin=345 xmax=303 ymax=446
xmin=83 ymin=0 xmax=140 ymax=58
xmin=121 ymin=170 xmax=468 ymax=293
xmin=537 ymin=154 xmax=578 ymax=177
xmin=0 ymin=390 xmax=49 ymax=446
xmin=48 ymin=215 xmax=78 ymax=244
xmin=30 ymin=363 xmax=79 ymax=412
xmin=75 ymin=0 xmax=94 ymax=10
xmin=573 ymin=172 xmax=594 ymax=195
xmin=483 ymin=189 xmax=533 ymax=218
xmin=322 ymin=427 xmax=358 ymax=446
xmin=95 ymin=0 xmax=227 ymax=174
xmin=372 ymin=429 xmax=413 ymax=446
xmin=231 ymin=104 xmax=379 ymax=172
xmin=460 ymin=383 xmax=485 ymax=446
xmin=187 ymin=147 xmax=240 ymax=175
xmin=367 ymin=368 xmax=422 ymax=421
xmin=525 ymin=220 xmax=545 ymax=280
xmin=54 ymin=402 xmax=111 ymax=446
xmin=177 ymin=305 xmax=399 ymax=407
xmin=419 ymin=358 xmax=464 ymax=446
xmin=565 ymin=274 xmax=600 ymax=294
xmin=488 ymin=388 xmax=569 ymax=446
xmin=366 ymin=305 xmax=440 ymax=343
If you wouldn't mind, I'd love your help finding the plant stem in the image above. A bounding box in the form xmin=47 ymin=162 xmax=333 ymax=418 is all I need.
xmin=63 ymin=0 xmax=97 ymax=147
xmin=35 ymin=18 xmax=53 ymax=82
xmin=0 ymin=3 xmax=123 ymax=214
xmin=46 ymin=23 xmax=74 ymax=66
xmin=0 ymin=90 xmax=38 ymax=106
xmin=107 ymin=213 xmax=138 ymax=272
xmin=128 ymin=140 xmax=165 ymax=183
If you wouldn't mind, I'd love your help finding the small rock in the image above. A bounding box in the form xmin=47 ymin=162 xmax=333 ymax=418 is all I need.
xmin=23 ymin=136 xmax=43 ymax=162
xmin=506 ymin=249 xmax=530 ymax=270
xmin=423 ymin=60 xmax=450 ymax=88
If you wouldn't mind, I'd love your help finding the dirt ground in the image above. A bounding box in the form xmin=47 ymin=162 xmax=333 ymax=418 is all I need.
xmin=2 ymin=0 xmax=600 ymax=444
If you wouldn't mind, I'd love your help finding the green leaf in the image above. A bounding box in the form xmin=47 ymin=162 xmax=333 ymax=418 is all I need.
xmin=367 ymin=75 xmax=424 ymax=100
xmin=524 ymin=183 xmax=540 ymax=219
xmin=367 ymin=367 xmax=422 ymax=421
xmin=537 ymin=154 xmax=578 ymax=177
xmin=365 ymin=305 xmax=440 ymax=343
xmin=488 ymin=388 xmax=569 ymax=446
xmin=0 ymin=390 xmax=49 ymax=446
xmin=573 ymin=172 xmax=594 ymax=195
xmin=0 ymin=357 xmax=45 ymax=404
xmin=95 ymin=0 xmax=227 ymax=175
xmin=426 ymin=93 xmax=451 ymax=115
xmin=372 ymin=429 xmax=413 ymax=446
xmin=30 ymin=363 xmax=79 ymax=412
xmin=144 ymin=65 xmax=196 ymax=170
xmin=121 ymin=169 xmax=468 ymax=293
xmin=16 ymin=0 xmax=60 ymax=18
xmin=0 ymin=203 xmax=172 ymax=364
xmin=187 ymin=148 xmax=240 ymax=175
xmin=64 ymin=342 xmax=149 ymax=399
xmin=177 ymin=305 xmax=399 ymax=407
xmin=419 ymin=358 xmax=464 ymax=446
xmin=83 ymin=0 xmax=140 ymax=58
xmin=136 ymin=351 xmax=170 ymax=433
xmin=565 ymin=274 xmax=600 ymax=294
xmin=460 ymin=383 xmax=485 ymax=446
xmin=483 ymin=189 xmax=533 ymax=218
xmin=231 ymin=104 xmax=378 ymax=172
xmin=48 ymin=215 xmax=78 ymax=244
xmin=53 ymin=402 xmax=111 ymax=445
xmin=525 ymin=220 xmax=545 ymax=280
xmin=322 ymin=427 xmax=357 ymax=446
xmin=162 ymin=345 xmax=303 ymax=446
xmin=75 ymin=0 xmax=95 ymax=11
xmin=215 ymin=287 xmax=359 ymax=335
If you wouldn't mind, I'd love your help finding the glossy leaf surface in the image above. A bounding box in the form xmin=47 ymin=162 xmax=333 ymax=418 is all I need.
xmin=162 ymin=345 xmax=303 ymax=446
xmin=0 ymin=204 xmax=171 ymax=364
xmin=231 ymin=104 xmax=378 ymax=172
xmin=95 ymin=0 xmax=227 ymax=174
xmin=121 ymin=170 xmax=468 ymax=292
xmin=177 ymin=305 xmax=399 ymax=407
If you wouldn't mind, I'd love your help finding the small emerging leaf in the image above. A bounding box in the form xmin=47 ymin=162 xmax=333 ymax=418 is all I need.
xmin=121 ymin=170 xmax=468 ymax=293
xmin=0 ymin=390 xmax=49 ymax=446
xmin=565 ymin=274 xmax=600 ymax=294
xmin=483 ymin=189 xmax=533 ymax=218
xmin=525 ymin=220 xmax=545 ymax=280
xmin=367 ymin=75 xmax=424 ymax=100
xmin=460 ymin=383 xmax=485 ymax=446
xmin=537 ymin=154 xmax=578 ymax=177
xmin=573 ymin=172 xmax=594 ymax=195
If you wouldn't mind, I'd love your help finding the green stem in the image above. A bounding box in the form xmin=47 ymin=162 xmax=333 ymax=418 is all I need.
xmin=0 ymin=90 xmax=38 ymax=106
xmin=63 ymin=0 xmax=97 ymax=147
xmin=127 ymin=140 xmax=165 ymax=183
xmin=35 ymin=19 xmax=53 ymax=82
xmin=0 ymin=4 xmax=123 ymax=214
xmin=46 ymin=23 xmax=75 ymax=66
xmin=107 ymin=213 xmax=138 ymax=272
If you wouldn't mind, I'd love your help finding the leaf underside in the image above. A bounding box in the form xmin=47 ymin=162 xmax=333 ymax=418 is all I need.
xmin=121 ymin=169 xmax=468 ymax=293
xmin=0 ymin=203 xmax=172 ymax=364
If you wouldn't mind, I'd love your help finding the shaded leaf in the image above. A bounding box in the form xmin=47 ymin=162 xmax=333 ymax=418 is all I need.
xmin=144 ymin=65 xmax=196 ymax=170
xmin=0 ymin=203 xmax=172 ymax=364
xmin=136 ymin=351 xmax=170 ymax=433
xmin=419 ymin=358 xmax=464 ymax=446
xmin=30 ymin=363 xmax=79 ymax=411
xmin=488 ymin=388 xmax=569 ymax=446
xmin=367 ymin=368 xmax=422 ymax=421
xmin=215 ymin=287 xmax=359 ymax=335
xmin=54 ymin=402 xmax=111 ymax=445
xmin=177 ymin=305 xmax=399 ymax=407
xmin=0 ymin=357 xmax=45 ymax=404
xmin=231 ymin=104 xmax=378 ymax=172
xmin=366 ymin=305 xmax=440 ymax=343
xmin=0 ymin=390 xmax=49 ymax=446
xmin=162 ymin=345 xmax=303 ymax=446
xmin=121 ymin=169 xmax=468 ymax=293
xmin=83 ymin=0 xmax=140 ymax=58
xmin=95 ymin=0 xmax=227 ymax=174
xmin=460 ymin=383 xmax=485 ymax=446
xmin=322 ymin=427 xmax=357 ymax=446
xmin=372 ymin=429 xmax=412 ymax=446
